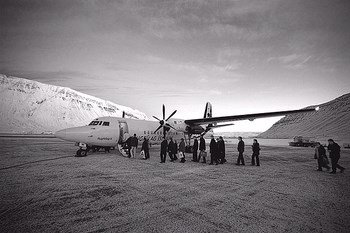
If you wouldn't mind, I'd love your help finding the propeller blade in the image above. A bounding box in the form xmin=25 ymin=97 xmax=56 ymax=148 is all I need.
xmin=165 ymin=110 xmax=177 ymax=121
xmin=153 ymin=116 xmax=162 ymax=122
xmin=165 ymin=123 xmax=176 ymax=131
xmin=154 ymin=125 xmax=162 ymax=133
xmin=162 ymin=104 xmax=165 ymax=120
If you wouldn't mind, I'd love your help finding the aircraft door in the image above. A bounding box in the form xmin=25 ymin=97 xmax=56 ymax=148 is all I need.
xmin=118 ymin=121 xmax=129 ymax=144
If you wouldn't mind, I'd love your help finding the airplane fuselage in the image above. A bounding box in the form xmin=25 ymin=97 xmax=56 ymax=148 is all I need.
xmin=55 ymin=116 xmax=191 ymax=147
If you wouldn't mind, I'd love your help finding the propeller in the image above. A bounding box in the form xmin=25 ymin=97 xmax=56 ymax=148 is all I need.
xmin=153 ymin=104 xmax=177 ymax=138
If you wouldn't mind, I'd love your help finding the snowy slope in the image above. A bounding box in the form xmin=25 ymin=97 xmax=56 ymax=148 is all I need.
xmin=0 ymin=74 xmax=148 ymax=134
xmin=258 ymin=93 xmax=350 ymax=140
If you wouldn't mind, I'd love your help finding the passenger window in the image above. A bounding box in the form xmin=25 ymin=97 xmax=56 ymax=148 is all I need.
xmin=102 ymin=122 xmax=110 ymax=126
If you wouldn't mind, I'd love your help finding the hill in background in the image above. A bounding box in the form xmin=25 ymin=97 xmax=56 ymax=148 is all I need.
xmin=0 ymin=74 xmax=148 ymax=134
xmin=258 ymin=93 xmax=350 ymax=141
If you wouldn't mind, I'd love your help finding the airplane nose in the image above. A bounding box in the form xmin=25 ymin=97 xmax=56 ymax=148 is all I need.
xmin=54 ymin=126 xmax=91 ymax=142
xmin=55 ymin=129 xmax=67 ymax=140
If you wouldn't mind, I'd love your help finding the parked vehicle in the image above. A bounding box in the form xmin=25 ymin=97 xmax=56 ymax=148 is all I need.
xmin=289 ymin=136 xmax=318 ymax=147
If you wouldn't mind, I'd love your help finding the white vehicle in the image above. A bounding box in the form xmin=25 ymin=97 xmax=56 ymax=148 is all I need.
xmin=55 ymin=102 xmax=319 ymax=157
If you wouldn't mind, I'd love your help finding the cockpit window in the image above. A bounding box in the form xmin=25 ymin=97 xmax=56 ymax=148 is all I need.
xmin=102 ymin=122 xmax=110 ymax=126
xmin=89 ymin=121 xmax=100 ymax=125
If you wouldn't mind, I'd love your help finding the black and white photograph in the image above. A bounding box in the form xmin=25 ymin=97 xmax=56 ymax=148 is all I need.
xmin=1 ymin=0 xmax=349 ymax=232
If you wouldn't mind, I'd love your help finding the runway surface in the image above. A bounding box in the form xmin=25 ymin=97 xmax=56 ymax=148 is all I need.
xmin=0 ymin=138 xmax=349 ymax=232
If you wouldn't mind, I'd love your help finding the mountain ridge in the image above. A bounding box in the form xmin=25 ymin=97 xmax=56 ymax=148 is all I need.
xmin=258 ymin=93 xmax=350 ymax=140
xmin=0 ymin=74 xmax=148 ymax=134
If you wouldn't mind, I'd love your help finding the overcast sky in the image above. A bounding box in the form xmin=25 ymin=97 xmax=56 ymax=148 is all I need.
xmin=1 ymin=0 xmax=350 ymax=132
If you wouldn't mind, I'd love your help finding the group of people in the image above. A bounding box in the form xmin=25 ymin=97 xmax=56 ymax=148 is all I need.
xmin=314 ymin=139 xmax=345 ymax=174
xmin=125 ymin=134 xmax=345 ymax=175
xmin=124 ymin=134 xmax=150 ymax=159
xmin=158 ymin=135 xmax=261 ymax=167
xmin=160 ymin=137 xmax=186 ymax=163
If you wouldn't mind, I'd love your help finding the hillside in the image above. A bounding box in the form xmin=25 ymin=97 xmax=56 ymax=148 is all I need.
xmin=258 ymin=93 xmax=350 ymax=140
xmin=0 ymin=74 xmax=148 ymax=134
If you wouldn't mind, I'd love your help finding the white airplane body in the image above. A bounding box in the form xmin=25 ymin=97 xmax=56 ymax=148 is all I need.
xmin=55 ymin=102 xmax=319 ymax=157
xmin=56 ymin=117 xmax=187 ymax=147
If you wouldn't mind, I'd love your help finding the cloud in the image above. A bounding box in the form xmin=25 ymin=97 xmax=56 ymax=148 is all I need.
xmin=267 ymin=54 xmax=312 ymax=69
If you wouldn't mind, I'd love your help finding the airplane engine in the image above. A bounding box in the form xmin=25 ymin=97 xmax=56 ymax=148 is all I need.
xmin=185 ymin=125 xmax=205 ymax=134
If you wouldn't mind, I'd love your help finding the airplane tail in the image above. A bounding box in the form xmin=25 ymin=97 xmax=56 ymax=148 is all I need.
xmin=203 ymin=102 xmax=214 ymax=137
xmin=203 ymin=102 xmax=212 ymax=118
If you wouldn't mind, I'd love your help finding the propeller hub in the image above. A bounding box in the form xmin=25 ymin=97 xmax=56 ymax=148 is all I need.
xmin=153 ymin=105 xmax=177 ymax=138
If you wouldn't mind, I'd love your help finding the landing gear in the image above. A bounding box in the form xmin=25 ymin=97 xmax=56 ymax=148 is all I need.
xmin=76 ymin=148 xmax=87 ymax=157
xmin=74 ymin=142 xmax=88 ymax=157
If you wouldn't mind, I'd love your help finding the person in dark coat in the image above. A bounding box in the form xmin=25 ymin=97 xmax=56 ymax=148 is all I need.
xmin=251 ymin=139 xmax=260 ymax=166
xmin=130 ymin=134 xmax=138 ymax=158
xmin=217 ymin=136 xmax=226 ymax=164
xmin=209 ymin=136 xmax=218 ymax=165
xmin=174 ymin=140 xmax=178 ymax=160
xmin=327 ymin=139 xmax=345 ymax=174
xmin=179 ymin=138 xmax=186 ymax=163
xmin=314 ymin=142 xmax=329 ymax=171
xmin=141 ymin=137 xmax=150 ymax=159
xmin=236 ymin=136 xmax=245 ymax=165
xmin=192 ymin=137 xmax=199 ymax=162
xmin=125 ymin=136 xmax=132 ymax=158
xmin=168 ymin=137 xmax=175 ymax=162
xmin=199 ymin=135 xmax=206 ymax=163
xmin=160 ymin=138 xmax=168 ymax=163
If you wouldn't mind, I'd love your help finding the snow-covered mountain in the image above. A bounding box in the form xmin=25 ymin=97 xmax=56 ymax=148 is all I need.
xmin=258 ymin=93 xmax=350 ymax=140
xmin=0 ymin=74 xmax=148 ymax=134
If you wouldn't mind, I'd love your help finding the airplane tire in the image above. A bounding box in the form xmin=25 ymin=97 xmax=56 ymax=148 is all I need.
xmin=76 ymin=149 xmax=87 ymax=157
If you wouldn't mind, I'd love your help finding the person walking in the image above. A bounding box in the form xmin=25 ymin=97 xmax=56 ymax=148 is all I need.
xmin=168 ymin=137 xmax=176 ymax=162
xmin=314 ymin=142 xmax=329 ymax=171
xmin=174 ymin=140 xmax=178 ymax=160
xmin=130 ymin=134 xmax=138 ymax=158
xmin=160 ymin=138 xmax=168 ymax=163
xmin=192 ymin=137 xmax=199 ymax=162
xmin=199 ymin=135 xmax=206 ymax=163
xmin=209 ymin=135 xmax=218 ymax=165
xmin=236 ymin=136 xmax=245 ymax=165
xmin=327 ymin=139 xmax=345 ymax=174
xmin=179 ymin=138 xmax=186 ymax=163
xmin=125 ymin=136 xmax=132 ymax=158
xmin=217 ymin=136 xmax=226 ymax=164
xmin=251 ymin=139 xmax=260 ymax=166
xmin=141 ymin=137 xmax=150 ymax=159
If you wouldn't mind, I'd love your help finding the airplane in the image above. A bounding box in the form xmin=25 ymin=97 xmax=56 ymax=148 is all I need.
xmin=55 ymin=102 xmax=319 ymax=157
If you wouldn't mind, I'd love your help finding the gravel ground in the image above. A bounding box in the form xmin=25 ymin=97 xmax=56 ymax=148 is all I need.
xmin=0 ymin=138 xmax=349 ymax=233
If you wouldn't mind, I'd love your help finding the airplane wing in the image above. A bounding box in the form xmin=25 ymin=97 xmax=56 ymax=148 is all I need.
xmin=184 ymin=107 xmax=319 ymax=126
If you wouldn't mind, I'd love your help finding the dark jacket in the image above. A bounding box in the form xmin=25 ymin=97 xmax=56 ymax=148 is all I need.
xmin=125 ymin=137 xmax=132 ymax=148
xmin=199 ymin=137 xmax=206 ymax=151
xmin=193 ymin=139 xmax=199 ymax=151
xmin=168 ymin=140 xmax=176 ymax=153
xmin=141 ymin=139 xmax=149 ymax=152
xmin=130 ymin=136 xmax=138 ymax=147
xmin=179 ymin=140 xmax=186 ymax=153
xmin=328 ymin=143 xmax=340 ymax=158
xmin=217 ymin=139 xmax=225 ymax=155
xmin=174 ymin=141 xmax=178 ymax=154
xmin=161 ymin=139 xmax=168 ymax=153
xmin=210 ymin=138 xmax=218 ymax=154
xmin=238 ymin=140 xmax=245 ymax=153
xmin=252 ymin=142 xmax=260 ymax=155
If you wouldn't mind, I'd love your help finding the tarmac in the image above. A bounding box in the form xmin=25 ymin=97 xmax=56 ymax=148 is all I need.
xmin=0 ymin=137 xmax=349 ymax=233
